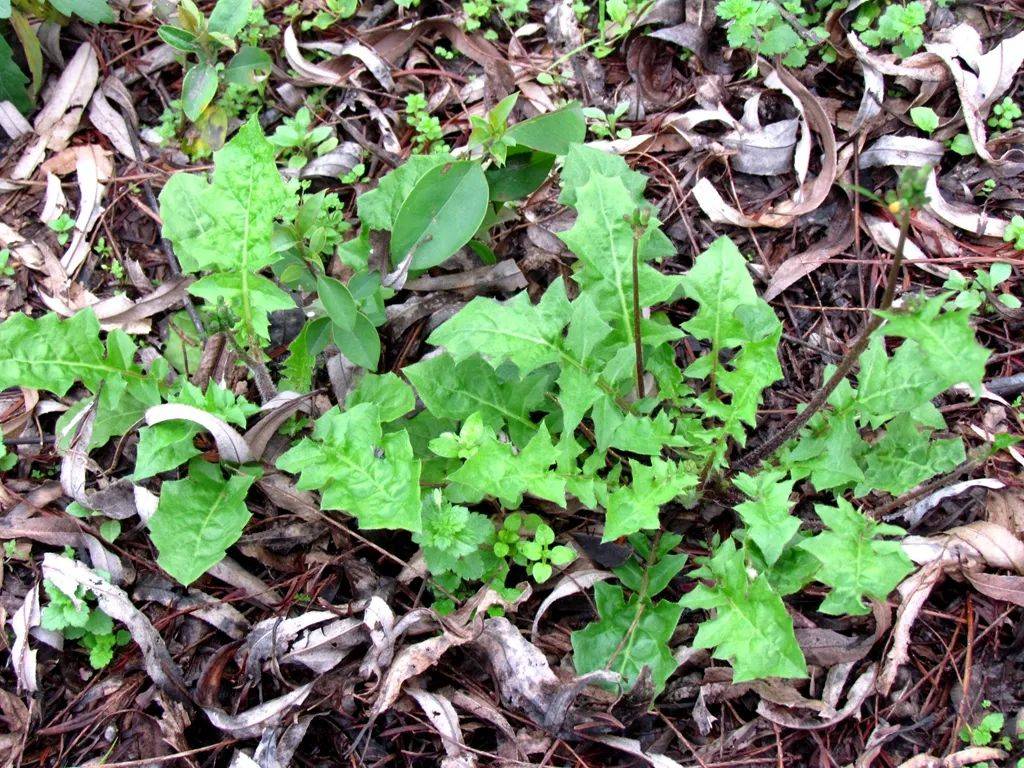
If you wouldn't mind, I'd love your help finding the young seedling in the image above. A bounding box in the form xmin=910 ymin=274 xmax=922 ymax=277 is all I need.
xmin=157 ymin=0 xmax=271 ymax=122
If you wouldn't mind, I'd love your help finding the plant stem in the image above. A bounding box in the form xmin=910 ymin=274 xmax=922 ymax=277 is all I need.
xmin=630 ymin=215 xmax=646 ymax=400
xmin=734 ymin=207 xmax=912 ymax=471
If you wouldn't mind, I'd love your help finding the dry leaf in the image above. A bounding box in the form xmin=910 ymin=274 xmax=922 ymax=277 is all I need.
xmin=42 ymin=553 xmax=191 ymax=701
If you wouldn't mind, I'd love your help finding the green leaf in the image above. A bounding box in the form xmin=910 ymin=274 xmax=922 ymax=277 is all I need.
xmin=182 ymin=63 xmax=218 ymax=121
xmin=148 ymin=459 xmax=257 ymax=585
xmin=390 ymin=161 xmax=490 ymax=269
xmin=858 ymin=413 xmax=964 ymax=496
xmin=506 ymin=103 xmax=586 ymax=156
xmin=559 ymin=173 xmax=677 ymax=347
xmin=798 ymin=499 xmax=913 ymax=616
xmin=0 ymin=311 xmax=108 ymax=395
xmin=224 ymin=46 xmax=272 ymax=86
xmin=0 ymin=35 xmax=31 ymax=113
xmin=276 ymin=404 xmax=422 ymax=531
xmin=160 ymin=118 xmax=292 ymax=343
xmin=208 ymin=0 xmax=250 ymax=37
xmin=909 ymin=106 xmax=939 ymax=133
xmin=49 ymin=0 xmax=115 ymax=23
xmin=559 ymin=144 xmax=647 ymax=207
xmin=603 ymin=458 xmax=696 ymax=541
xmin=446 ymin=419 xmax=566 ymax=509
xmin=874 ymin=296 xmax=988 ymax=397
xmin=134 ymin=421 xmax=201 ymax=480
xmin=428 ymin=279 xmax=572 ymax=375
xmin=681 ymin=538 xmax=807 ymax=681
xmin=282 ymin=317 xmax=330 ymax=392
xmin=484 ymin=149 xmax=555 ymax=201
xmin=332 ymin=311 xmax=380 ymax=369
xmin=414 ymin=493 xmax=493 ymax=580
xmin=572 ymin=583 xmax=683 ymax=694
xmin=356 ymin=153 xmax=452 ymax=231
xmin=680 ymin=237 xmax=760 ymax=350
xmin=404 ymin=354 xmax=550 ymax=446
xmin=732 ymin=471 xmax=799 ymax=566
xmin=157 ymin=26 xmax=202 ymax=53
xmin=346 ymin=372 xmax=415 ymax=422
xmin=317 ymin=275 xmax=357 ymax=329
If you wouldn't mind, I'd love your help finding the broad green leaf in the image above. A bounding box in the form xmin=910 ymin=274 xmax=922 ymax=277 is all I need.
xmin=134 ymin=421 xmax=201 ymax=480
xmin=182 ymin=63 xmax=218 ymax=121
xmin=157 ymin=26 xmax=201 ymax=53
xmin=160 ymin=119 xmax=291 ymax=342
xmin=0 ymin=311 xmax=109 ymax=394
xmin=428 ymin=279 xmax=572 ymax=374
xmin=0 ymin=35 xmax=30 ymax=113
xmin=858 ymin=413 xmax=964 ymax=496
xmin=603 ymin=458 xmax=696 ymax=541
xmin=49 ymin=0 xmax=115 ymax=22
xmin=446 ymin=420 xmax=565 ymax=509
xmin=874 ymin=295 xmax=988 ymax=398
xmin=332 ymin=312 xmax=380 ymax=369
xmin=149 ymin=460 xmax=256 ymax=585
xmin=680 ymin=237 xmax=760 ymax=349
xmin=405 ymin=354 xmax=550 ymax=446
xmin=681 ymin=538 xmax=807 ymax=681
xmin=317 ymin=275 xmax=357 ymax=329
xmin=390 ymin=161 xmax=489 ymax=269
xmin=208 ymin=0 xmax=250 ymax=37
xmin=732 ymin=471 xmax=799 ymax=566
xmin=506 ymin=103 xmax=586 ymax=156
xmin=798 ymin=498 xmax=913 ymax=616
xmin=572 ymin=583 xmax=683 ymax=694
xmin=484 ymin=149 xmax=555 ymax=201
xmin=559 ymin=173 xmax=677 ymax=346
xmin=356 ymin=153 xmax=452 ymax=231
xmin=346 ymin=372 xmax=415 ymax=422
xmin=276 ymin=404 xmax=421 ymax=531
xmin=224 ymin=46 xmax=272 ymax=86
xmin=559 ymin=144 xmax=647 ymax=207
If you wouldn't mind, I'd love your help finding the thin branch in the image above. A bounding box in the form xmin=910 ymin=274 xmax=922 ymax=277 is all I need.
xmin=735 ymin=207 xmax=912 ymax=471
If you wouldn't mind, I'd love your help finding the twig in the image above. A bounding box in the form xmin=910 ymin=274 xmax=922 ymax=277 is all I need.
xmin=735 ymin=207 xmax=912 ymax=471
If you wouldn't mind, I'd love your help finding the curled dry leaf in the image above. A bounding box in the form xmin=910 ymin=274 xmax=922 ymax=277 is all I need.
xmin=134 ymin=579 xmax=251 ymax=639
xmin=473 ymin=616 xmax=617 ymax=732
xmin=144 ymin=403 xmax=253 ymax=464
xmin=406 ymin=688 xmax=476 ymax=768
xmin=859 ymin=136 xmax=945 ymax=169
xmin=591 ymin=735 xmax=686 ymax=768
xmin=886 ymin=478 xmax=1004 ymax=527
xmin=41 ymin=553 xmax=191 ymax=701
xmin=205 ymin=682 xmax=314 ymax=740
xmin=13 ymin=43 xmax=99 ymax=181
xmin=896 ymin=747 xmax=1008 ymax=768
xmin=530 ymin=568 xmax=611 ymax=641
xmin=243 ymin=391 xmax=315 ymax=461
xmin=692 ymin=67 xmax=837 ymax=228
xmin=764 ymin=205 xmax=854 ymax=301
xmin=757 ymin=664 xmax=877 ymax=729
xmin=9 ymin=584 xmax=40 ymax=693
xmin=883 ymin=520 xmax=1024 ymax=692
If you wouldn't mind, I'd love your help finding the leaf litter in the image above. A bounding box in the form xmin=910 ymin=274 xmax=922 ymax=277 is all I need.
xmin=0 ymin=1 xmax=1023 ymax=767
